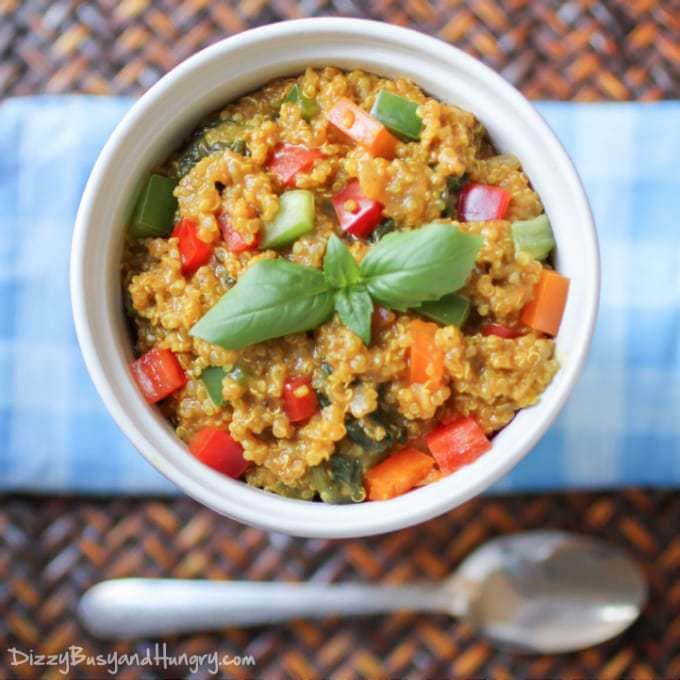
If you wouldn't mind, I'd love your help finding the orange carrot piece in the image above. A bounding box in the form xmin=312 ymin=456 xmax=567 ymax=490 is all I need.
xmin=520 ymin=269 xmax=570 ymax=336
xmin=409 ymin=319 xmax=444 ymax=387
xmin=365 ymin=448 xmax=435 ymax=501
xmin=326 ymin=98 xmax=397 ymax=158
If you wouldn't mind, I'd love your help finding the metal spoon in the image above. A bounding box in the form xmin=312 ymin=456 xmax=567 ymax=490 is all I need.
xmin=78 ymin=530 xmax=646 ymax=653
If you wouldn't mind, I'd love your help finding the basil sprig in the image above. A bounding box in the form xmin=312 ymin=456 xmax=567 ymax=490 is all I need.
xmin=323 ymin=236 xmax=373 ymax=344
xmin=190 ymin=223 xmax=482 ymax=348
xmin=190 ymin=259 xmax=334 ymax=349
xmin=360 ymin=223 xmax=481 ymax=311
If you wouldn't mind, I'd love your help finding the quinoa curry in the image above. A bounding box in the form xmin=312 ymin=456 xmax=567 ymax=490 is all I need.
xmin=123 ymin=67 xmax=570 ymax=503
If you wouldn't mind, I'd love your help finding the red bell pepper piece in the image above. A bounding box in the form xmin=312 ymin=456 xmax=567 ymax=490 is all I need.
xmin=458 ymin=183 xmax=510 ymax=222
xmin=331 ymin=180 xmax=383 ymax=238
xmin=481 ymin=323 xmax=523 ymax=339
xmin=130 ymin=347 xmax=187 ymax=404
xmin=188 ymin=426 xmax=249 ymax=479
xmin=371 ymin=305 xmax=394 ymax=337
xmin=216 ymin=211 xmax=260 ymax=253
xmin=267 ymin=144 xmax=323 ymax=186
xmin=171 ymin=218 xmax=213 ymax=275
xmin=282 ymin=375 xmax=319 ymax=423
xmin=425 ymin=417 xmax=491 ymax=474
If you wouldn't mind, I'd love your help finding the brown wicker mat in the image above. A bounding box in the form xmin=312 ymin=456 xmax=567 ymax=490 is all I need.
xmin=1 ymin=490 xmax=679 ymax=679
xmin=1 ymin=0 xmax=679 ymax=100
xmin=2 ymin=1 xmax=680 ymax=678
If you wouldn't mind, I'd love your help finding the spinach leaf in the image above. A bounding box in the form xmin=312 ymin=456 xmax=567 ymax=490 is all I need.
xmin=172 ymin=130 xmax=248 ymax=179
xmin=359 ymin=222 xmax=482 ymax=311
xmin=334 ymin=285 xmax=373 ymax=345
xmin=368 ymin=218 xmax=396 ymax=243
xmin=310 ymin=454 xmax=365 ymax=503
xmin=441 ymin=173 xmax=468 ymax=218
xmin=345 ymin=406 xmax=407 ymax=457
xmin=418 ymin=293 xmax=471 ymax=327
xmin=190 ymin=259 xmax=334 ymax=349
xmin=323 ymin=235 xmax=361 ymax=288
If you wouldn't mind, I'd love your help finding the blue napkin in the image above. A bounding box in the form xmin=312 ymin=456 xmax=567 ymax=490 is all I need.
xmin=0 ymin=96 xmax=678 ymax=495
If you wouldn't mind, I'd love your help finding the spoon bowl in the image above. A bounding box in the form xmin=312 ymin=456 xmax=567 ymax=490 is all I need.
xmin=79 ymin=530 xmax=646 ymax=652
xmin=450 ymin=531 xmax=647 ymax=653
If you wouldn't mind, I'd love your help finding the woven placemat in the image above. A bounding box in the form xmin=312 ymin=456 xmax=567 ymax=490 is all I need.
xmin=1 ymin=1 xmax=680 ymax=678
xmin=1 ymin=490 xmax=679 ymax=679
xmin=1 ymin=0 xmax=679 ymax=100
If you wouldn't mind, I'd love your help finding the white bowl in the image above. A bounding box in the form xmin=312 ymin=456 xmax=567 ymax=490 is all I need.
xmin=71 ymin=18 xmax=599 ymax=538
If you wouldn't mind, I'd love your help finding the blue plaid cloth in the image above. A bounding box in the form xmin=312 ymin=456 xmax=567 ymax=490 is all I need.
xmin=0 ymin=96 xmax=678 ymax=495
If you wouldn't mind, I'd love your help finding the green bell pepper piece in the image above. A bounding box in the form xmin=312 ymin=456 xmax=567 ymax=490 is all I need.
xmin=285 ymin=84 xmax=320 ymax=122
xmin=418 ymin=293 xmax=471 ymax=327
xmin=129 ymin=174 xmax=178 ymax=238
xmin=201 ymin=366 xmax=226 ymax=406
xmin=511 ymin=214 xmax=555 ymax=260
xmin=261 ymin=190 xmax=316 ymax=249
xmin=370 ymin=90 xmax=422 ymax=141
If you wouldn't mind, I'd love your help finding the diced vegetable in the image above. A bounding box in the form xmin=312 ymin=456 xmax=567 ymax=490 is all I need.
xmin=173 ymin=137 xmax=247 ymax=179
xmin=326 ymin=98 xmax=397 ymax=158
xmin=201 ymin=366 xmax=226 ymax=406
xmin=261 ymin=190 xmax=316 ymax=249
xmin=188 ymin=427 xmax=248 ymax=478
xmin=368 ymin=218 xmax=396 ymax=243
xmin=481 ymin=323 xmax=523 ymax=339
xmin=409 ymin=319 xmax=444 ymax=387
xmin=345 ymin=407 xmax=407 ymax=457
xmin=267 ymin=144 xmax=323 ymax=187
xmin=520 ymin=269 xmax=570 ymax=336
xmin=217 ymin=211 xmax=260 ymax=253
xmin=283 ymin=375 xmax=319 ymax=423
xmin=130 ymin=347 xmax=186 ymax=404
xmin=419 ymin=294 xmax=470 ymax=327
xmin=311 ymin=454 xmax=366 ymax=503
xmin=129 ymin=174 xmax=178 ymax=238
xmin=441 ymin=173 xmax=468 ymax=218
xmin=364 ymin=448 xmax=434 ymax=501
xmin=425 ymin=417 xmax=491 ymax=474
xmin=457 ymin=183 xmax=510 ymax=222
xmin=285 ymin=84 xmax=321 ymax=121
xmin=370 ymin=90 xmax=422 ymax=141
xmin=172 ymin=218 xmax=213 ymax=275
xmin=511 ymin=214 xmax=555 ymax=260
xmin=332 ymin=180 xmax=384 ymax=238
xmin=371 ymin=305 xmax=394 ymax=336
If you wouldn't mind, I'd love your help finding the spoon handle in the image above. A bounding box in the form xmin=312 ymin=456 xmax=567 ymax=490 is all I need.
xmin=79 ymin=578 xmax=449 ymax=638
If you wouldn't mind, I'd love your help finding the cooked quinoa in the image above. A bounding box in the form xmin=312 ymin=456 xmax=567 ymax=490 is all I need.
xmin=122 ymin=67 xmax=563 ymax=503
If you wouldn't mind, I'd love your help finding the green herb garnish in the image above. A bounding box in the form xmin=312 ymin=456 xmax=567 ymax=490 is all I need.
xmin=359 ymin=222 xmax=482 ymax=311
xmin=190 ymin=223 xmax=482 ymax=349
xmin=190 ymin=259 xmax=335 ymax=349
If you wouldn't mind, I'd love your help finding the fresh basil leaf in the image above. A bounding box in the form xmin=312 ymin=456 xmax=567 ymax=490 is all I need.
xmin=190 ymin=259 xmax=334 ymax=349
xmin=419 ymin=293 xmax=471 ymax=327
xmin=323 ymin=235 xmax=362 ymax=288
xmin=359 ymin=222 xmax=482 ymax=311
xmin=334 ymin=285 xmax=373 ymax=345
